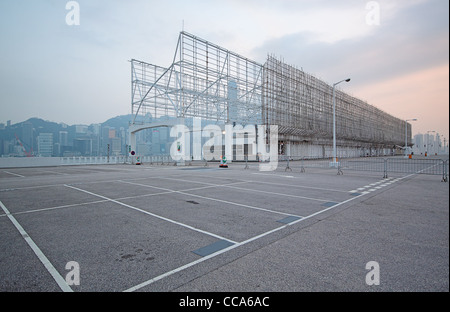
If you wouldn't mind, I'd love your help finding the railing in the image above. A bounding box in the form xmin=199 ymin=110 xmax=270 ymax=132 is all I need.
xmin=276 ymin=156 xmax=448 ymax=182
xmin=0 ymin=154 xmax=209 ymax=168
xmin=60 ymin=156 xmax=128 ymax=165
xmin=1 ymin=154 xmax=448 ymax=182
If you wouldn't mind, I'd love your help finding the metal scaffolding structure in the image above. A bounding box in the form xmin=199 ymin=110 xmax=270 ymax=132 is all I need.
xmin=132 ymin=31 xmax=263 ymax=125
xmin=131 ymin=31 xmax=410 ymax=158
xmin=263 ymin=55 xmax=408 ymax=147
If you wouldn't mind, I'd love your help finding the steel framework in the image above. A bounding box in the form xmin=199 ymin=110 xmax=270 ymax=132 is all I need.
xmin=132 ymin=31 xmax=263 ymax=126
xmin=262 ymin=55 xmax=408 ymax=147
xmin=131 ymin=32 xmax=410 ymax=155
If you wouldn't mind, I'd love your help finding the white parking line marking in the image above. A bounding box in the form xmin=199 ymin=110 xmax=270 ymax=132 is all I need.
xmin=0 ymin=199 xmax=109 ymax=217
xmin=124 ymin=191 xmax=368 ymax=292
xmin=64 ymin=184 xmax=238 ymax=244
xmin=242 ymin=180 xmax=349 ymax=193
xmin=221 ymin=184 xmax=331 ymax=202
xmin=158 ymin=177 xmax=332 ymax=202
xmin=252 ymin=172 xmax=296 ymax=178
xmin=37 ymin=169 xmax=69 ymax=175
xmin=3 ymin=171 xmax=25 ymax=178
xmin=0 ymin=182 xmax=252 ymax=218
xmin=0 ymin=200 xmax=73 ymax=292
xmin=119 ymin=180 xmax=302 ymax=218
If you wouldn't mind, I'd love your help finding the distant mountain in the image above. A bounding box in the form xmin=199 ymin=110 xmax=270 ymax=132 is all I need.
xmin=4 ymin=115 xmax=134 ymax=129
xmin=0 ymin=114 xmax=135 ymax=145
xmin=0 ymin=118 xmax=60 ymax=142
xmin=0 ymin=114 xmax=147 ymax=138
xmin=101 ymin=114 xmax=134 ymax=129
xmin=25 ymin=117 xmax=61 ymax=129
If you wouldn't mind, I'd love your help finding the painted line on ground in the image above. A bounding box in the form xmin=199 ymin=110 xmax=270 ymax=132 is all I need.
xmin=241 ymin=179 xmax=349 ymax=193
xmin=221 ymin=184 xmax=332 ymax=202
xmin=348 ymin=172 xmax=419 ymax=195
xmin=37 ymin=169 xmax=69 ymax=176
xmin=0 ymin=181 xmax=250 ymax=218
xmin=192 ymin=240 xmax=235 ymax=257
xmin=158 ymin=176 xmax=334 ymax=202
xmin=3 ymin=171 xmax=26 ymax=178
xmin=0 ymin=199 xmax=109 ymax=218
xmin=349 ymin=177 xmax=395 ymax=193
xmin=119 ymin=180 xmax=302 ymax=218
xmin=251 ymin=172 xmax=298 ymax=178
xmin=161 ymin=174 xmax=347 ymax=195
xmin=123 ymin=191 xmax=368 ymax=292
xmin=277 ymin=216 xmax=302 ymax=224
xmin=0 ymin=200 xmax=73 ymax=292
xmin=64 ymin=184 xmax=238 ymax=244
xmin=0 ymin=171 xmax=198 ymax=192
xmin=131 ymin=163 xmax=431 ymax=291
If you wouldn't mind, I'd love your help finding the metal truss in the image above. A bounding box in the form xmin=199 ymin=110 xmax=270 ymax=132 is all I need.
xmin=263 ymin=55 xmax=408 ymax=147
xmin=131 ymin=32 xmax=409 ymax=149
xmin=131 ymin=31 xmax=263 ymax=126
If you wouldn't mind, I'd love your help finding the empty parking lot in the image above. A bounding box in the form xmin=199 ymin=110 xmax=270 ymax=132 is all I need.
xmin=0 ymin=161 xmax=448 ymax=293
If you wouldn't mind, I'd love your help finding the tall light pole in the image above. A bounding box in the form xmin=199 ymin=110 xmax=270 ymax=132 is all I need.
xmin=435 ymin=132 xmax=441 ymax=155
xmin=332 ymin=78 xmax=351 ymax=166
xmin=426 ymin=130 xmax=435 ymax=156
xmin=404 ymin=118 xmax=417 ymax=157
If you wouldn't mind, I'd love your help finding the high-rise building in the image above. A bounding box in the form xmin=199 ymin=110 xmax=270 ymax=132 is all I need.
xmin=110 ymin=137 xmax=121 ymax=156
xmin=37 ymin=133 xmax=53 ymax=157
xmin=101 ymin=126 xmax=111 ymax=156
xmin=21 ymin=122 xmax=34 ymax=154
xmin=109 ymin=129 xmax=116 ymax=139
xmin=73 ymin=138 xmax=92 ymax=156
xmin=59 ymin=131 xmax=68 ymax=146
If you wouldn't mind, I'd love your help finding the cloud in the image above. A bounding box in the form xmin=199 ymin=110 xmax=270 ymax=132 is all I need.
xmin=356 ymin=64 xmax=449 ymax=138
xmin=247 ymin=0 xmax=449 ymax=138
xmin=250 ymin=0 xmax=448 ymax=86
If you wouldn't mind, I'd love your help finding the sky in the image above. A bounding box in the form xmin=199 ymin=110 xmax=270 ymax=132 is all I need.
xmin=0 ymin=0 xmax=448 ymax=140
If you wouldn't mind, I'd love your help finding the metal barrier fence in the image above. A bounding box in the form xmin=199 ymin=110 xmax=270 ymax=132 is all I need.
xmin=277 ymin=156 xmax=448 ymax=182
xmin=1 ymin=154 xmax=447 ymax=182
xmin=342 ymin=158 xmax=447 ymax=181
xmin=61 ymin=156 xmax=128 ymax=165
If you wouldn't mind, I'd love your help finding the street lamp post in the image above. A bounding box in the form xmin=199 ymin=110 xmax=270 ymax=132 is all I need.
xmin=332 ymin=78 xmax=351 ymax=167
xmin=426 ymin=130 xmax=435 ymax=156
xmin=404 ymin=119 xmax=417 ymax=157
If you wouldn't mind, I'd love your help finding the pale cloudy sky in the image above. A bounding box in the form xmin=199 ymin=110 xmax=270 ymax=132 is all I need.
xmin=0 ymin=0 xmax=448 ymax=139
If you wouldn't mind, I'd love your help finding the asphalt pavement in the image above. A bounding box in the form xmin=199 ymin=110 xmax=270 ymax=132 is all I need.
xmin=0 ymin=162 xmax=448 ymax=294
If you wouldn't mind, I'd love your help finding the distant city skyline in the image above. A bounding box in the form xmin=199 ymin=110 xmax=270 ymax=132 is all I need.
xmin=0 ymin=114 xmax=177 ymax=158
xmin=0 ymin=0 xmax=448 ymax=140
xmin=1 ymin=114 xmax=447 ymax=159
